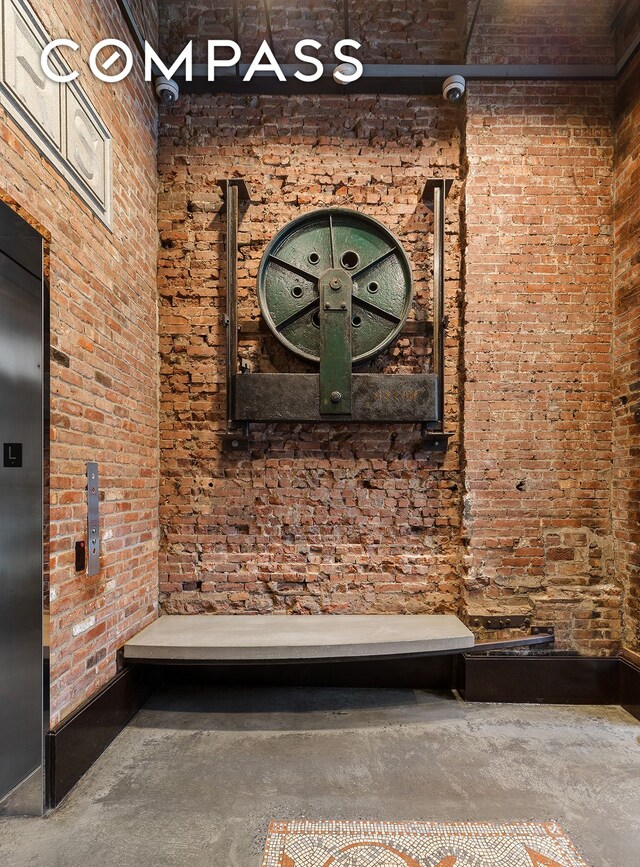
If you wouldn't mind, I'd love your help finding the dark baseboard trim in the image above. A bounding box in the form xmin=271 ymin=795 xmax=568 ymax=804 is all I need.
xmin=459 ymin=653 xmax=626 ymax=706
xmin=620 ymin=658 xmax=640 ymax=722
xmin=46 ymin=666 xmax=158 ymax=809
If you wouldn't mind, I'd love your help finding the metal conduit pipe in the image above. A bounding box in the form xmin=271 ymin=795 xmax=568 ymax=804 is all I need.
xmin=172 ymin=62 xmax=618 ymax=96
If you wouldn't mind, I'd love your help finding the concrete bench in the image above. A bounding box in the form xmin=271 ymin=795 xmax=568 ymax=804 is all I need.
xmin=123 ymin=614 xmax=474 ymax=663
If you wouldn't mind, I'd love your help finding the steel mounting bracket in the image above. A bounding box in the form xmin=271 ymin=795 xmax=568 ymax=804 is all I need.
xmin=219 ymin=178 xmax=251 ymax=448
xmin=423 ymin=178 xmax=454 ymax=433
xmin=319 ymin=269 xmax=353 ymax=415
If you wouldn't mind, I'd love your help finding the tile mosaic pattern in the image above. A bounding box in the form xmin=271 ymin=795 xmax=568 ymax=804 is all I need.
xmin=262 ymin=820 xmax=590 ymax=867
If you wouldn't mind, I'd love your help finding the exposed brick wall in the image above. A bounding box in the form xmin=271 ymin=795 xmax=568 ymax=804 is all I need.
xmin=467 ymin=0 xmax=615 ymax=65
xmin=126 ymin=0 xmax=158 ymax=40
xmin=158 ymin=93 xmax=465 ymax=615
xmin=613 ymin=0 xmax=640 ymax=64
xmin=159 ymin=0 xmax=464 ymax=64
xmin=0 ymin=0 xmax=634 ymax=727
xmin=463 ymin=82 xmax=619 ymax=653
xmin=0 ymin=0 xmax=159 ymax=725
xmin=157 ymin=2 xmax=628 ymax=654
xmin=614 ymin=52 xmax=640 ymax=655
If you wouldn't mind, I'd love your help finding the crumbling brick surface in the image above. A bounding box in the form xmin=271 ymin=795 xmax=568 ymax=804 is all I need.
xmin=158 ymin=93 xmax=465 ymax=617
xmin=157 ymin=2 xmax=624 ymax=654
xmin=614 ymin=52 xmax=640 ymax=655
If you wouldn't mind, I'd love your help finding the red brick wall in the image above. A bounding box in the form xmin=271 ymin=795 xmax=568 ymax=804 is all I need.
xmin=159 ymin=0 xmax=464 ymax=63
xmin=0 ymin=0 xmax=632 ymax=725
xmin=157 ymin=3 xmax=625 ymax=653
xmin=158 ymin=94 xmax=464 ymax=616
xmin=467 ymin=0 xmax=615 ymax=64
xmin=614 ymin=52 xmax=640 ymax=655
xmin=0 ymin=0 xmax=159 ymax=725
xmin=464 ymin=82 xmax=618 ymax=653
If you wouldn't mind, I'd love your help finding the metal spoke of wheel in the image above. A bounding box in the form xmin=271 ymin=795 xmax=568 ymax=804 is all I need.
xmin=329 ymin=213 xmax=336 ymax=269
xmin=352 ymin=247 xmax=396 ymax=279
xmin=275 ymin=297 xmax=319 ymax=331
xmin=268 ymin=254 xmax=319 ymax=283
xmin=352 ymin=294 xmax=402 ymax=324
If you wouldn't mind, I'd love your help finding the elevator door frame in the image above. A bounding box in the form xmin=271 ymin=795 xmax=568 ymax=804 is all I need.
xmin=0 ymin=199 xmax=47 ymax=816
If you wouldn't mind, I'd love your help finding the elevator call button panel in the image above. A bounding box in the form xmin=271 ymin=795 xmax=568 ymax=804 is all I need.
xmin=87 ymin=462 xmax=100 ymax=576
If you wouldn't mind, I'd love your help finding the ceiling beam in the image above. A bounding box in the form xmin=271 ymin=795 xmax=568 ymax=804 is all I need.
xmin=172 ymin=62 xmax=617 ymax=96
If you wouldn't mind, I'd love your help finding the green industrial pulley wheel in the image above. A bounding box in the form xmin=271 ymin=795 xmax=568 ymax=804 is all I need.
xmin=257 ymin=208 xmax=414 ymax=364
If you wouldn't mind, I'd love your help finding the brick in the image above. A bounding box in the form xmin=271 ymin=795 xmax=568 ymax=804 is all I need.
xmin=613 ymin=52 xmax=640 ymax=655
xmin=0 ymin=1 xmax=160 ymax=726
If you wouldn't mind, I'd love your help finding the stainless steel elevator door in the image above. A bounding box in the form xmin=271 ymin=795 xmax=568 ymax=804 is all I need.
xmin=0 ymin=245 xmax=43 ymax=803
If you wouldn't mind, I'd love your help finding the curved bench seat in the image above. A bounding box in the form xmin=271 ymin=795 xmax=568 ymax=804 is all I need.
xmin=123 ymin=614 xmax=474 ymax=663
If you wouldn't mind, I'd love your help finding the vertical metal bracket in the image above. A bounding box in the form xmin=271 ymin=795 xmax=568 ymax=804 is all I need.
xmin=86 ymin=462 xmax=100 ymax=577
xmin=423 ymin=178 xmax=453 ymax=432
xmin=218 ymin=179 xmax=251 ymax=450
xmin=319 ymin=269 xmax=352 ymax=415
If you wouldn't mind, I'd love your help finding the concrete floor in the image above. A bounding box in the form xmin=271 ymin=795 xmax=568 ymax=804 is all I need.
xmin=0 ymin=687 xmax=639 ymax=866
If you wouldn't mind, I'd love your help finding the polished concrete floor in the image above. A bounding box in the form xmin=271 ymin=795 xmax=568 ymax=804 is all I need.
xmin=0 ymin=687 xmax=639 ymax=866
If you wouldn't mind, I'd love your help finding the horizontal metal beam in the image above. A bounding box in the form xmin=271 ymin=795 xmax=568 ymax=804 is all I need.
xmin=233 ymin=372 xmax=438 ymax=423
xmin=174 ymin=62 xmax=617 ymax=95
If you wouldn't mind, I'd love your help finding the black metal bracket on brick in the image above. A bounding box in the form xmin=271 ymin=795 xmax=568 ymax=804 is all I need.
xmin=422 ymin=179 xmax=455 ymax=449
xmin=220 ymin=431 xmax=251 ymax=454
xmin=468 ymin=614 xmax=554 ymax=635
xmin=420 ymin=430 xmax=453 ymax=452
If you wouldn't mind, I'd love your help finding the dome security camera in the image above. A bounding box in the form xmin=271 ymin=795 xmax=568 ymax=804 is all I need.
xmin=442 ymin=74 xmax=466 ymax=104
xmin=333 ymin=62 xmax=358 ymax=84
xmin=155 ymin=76 xmax=180 ymax=105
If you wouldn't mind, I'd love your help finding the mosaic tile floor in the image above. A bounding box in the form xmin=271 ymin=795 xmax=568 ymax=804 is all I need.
xmin=262 ymin=820 xmax=590 ymax=867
